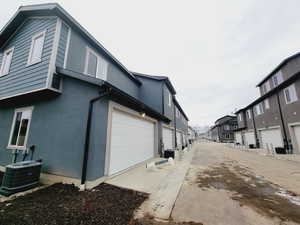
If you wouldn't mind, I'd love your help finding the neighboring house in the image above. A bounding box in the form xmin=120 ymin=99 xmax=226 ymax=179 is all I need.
xmin=209 ymin=116 xmax=237 ymax=143
xmin=234 ymin=52 xmax=300 ymax=154
xmin=0 ymin=3 xmax=189 ymax=188
xmin=133 ymin=72 xmax=189 ymax=152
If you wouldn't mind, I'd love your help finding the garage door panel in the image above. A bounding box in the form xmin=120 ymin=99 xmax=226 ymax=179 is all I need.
xmin=260 ymin=128 xmax=283 ymax=149
xmin=163 ymin=127 xmax=173 ymax=150
xmin=109 ymin=110 xmax=155 ymax=175
xmin=244 ymin=132 xmax=255 ymax=145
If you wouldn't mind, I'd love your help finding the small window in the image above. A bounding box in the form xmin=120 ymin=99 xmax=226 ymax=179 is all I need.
xmin=224 ymin=125 xmax=230 ymax=130
xmin=246 ymin=110 xmax=251 ymax=119
xmin=27 ymin=31 xmax=46 ymax=66
xmin=84 ymin=47 xmax=108 ymax=79
xmin=261 ymin=81 xmax=270 ymax=95
xmin=239 ymin=114 xmax=242 ymax=121
xmin=272 ymin=70 xmax=283 ymax=87
xmin=264 ymin=98 xmax=270 ymax=109
xmin=0 ymin=47 xmax=14 ymax=77
xmin=168 ymin=92 xmax=172 ymax=107
xmin=255 ymin=103 xmax=263 ymax=116
xmin=8 ymin=107 xmax=33 ymax=150
xmin=284 ymin=84 xmax=298 ymax=104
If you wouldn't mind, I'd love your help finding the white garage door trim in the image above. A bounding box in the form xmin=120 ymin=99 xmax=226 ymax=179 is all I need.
xmin=244 ymin=131 xmax=255 ymax=146
xmin=105 ymin=101 xmax=158 ymax=176
xmin=289 ymin=122 xmax=300 ymax=154
xmin=163 ymin=126 xmax=174 ymax=150
xmin=259 ymin=126 xmax=283 ymax=150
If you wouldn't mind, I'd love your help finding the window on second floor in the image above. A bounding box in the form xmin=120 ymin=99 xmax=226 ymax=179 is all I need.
xmin=168 ymin=91 xmax=172 ymax=107
xmin=27 ymin=31 xmax=46 ymax=66
xmin=224 ymin=125 xmax=230 ymax=130
xmin=238 ymin=114 xmax=242 ymax=121
xmin=272 ymin=70 xmax=283 ymax=87
xmin=284 ymin=84 xmax=298 ymax=104
xmin=0 ymin=47 xmax=14 ymax=77
xmin=261 ymin=81 xmax=270 ymax=95
xmin=84 ymin=47 xmax=108 ymax=79
xmin=246 ymin=109 xmax=251 ymax=119
xmin=255 ymin=103 xmax=264 ymax=116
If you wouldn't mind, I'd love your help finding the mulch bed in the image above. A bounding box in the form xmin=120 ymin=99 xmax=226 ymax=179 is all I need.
xmin=0 ymin=183 xmax=148 ymax=225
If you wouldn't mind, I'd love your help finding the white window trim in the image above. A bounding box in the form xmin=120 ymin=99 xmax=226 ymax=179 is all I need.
xmin=284 ymin=84 xmax=298 ymax=104
xmin=63 ymin=22 xmax=71 ymax=69
xmin=84 ymin=46 xmax=108 ymax=80
xmin=168 ymin=92 xmax=172 ymax=107
xmin=27 ymin=30 xmax=46 ymax=66
xmin=7 ymin=106 xmax=34 ymax=150
xmin=0 ymin=47 xmax=14 ymax=77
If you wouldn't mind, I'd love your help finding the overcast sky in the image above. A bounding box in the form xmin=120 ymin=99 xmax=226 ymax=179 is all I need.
xmin=2 ymin=0 xmax=300 ymax=126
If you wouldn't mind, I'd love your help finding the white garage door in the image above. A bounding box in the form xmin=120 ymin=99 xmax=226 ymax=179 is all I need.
xmin=260 ymin=128 xmax=283 ymax=150
xmin=235 ymin=132 xmax=242 ymax=144
xmin=163 ymin=127 xmax=173 ymax=150
xmin=293 ymin=126 xmax=300 ymax=154
xmin=177 ymin=131 xmax=182 ymax=148
xmin=244 ymin=131 xmax=255 ymax=145
xmin=109 ymin=110 xmax=155 ymax=175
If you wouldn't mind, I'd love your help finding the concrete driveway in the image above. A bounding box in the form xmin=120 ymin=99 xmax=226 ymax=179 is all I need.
xmin=171 ymin=142 xmax=300 ymax=225
xmin=106 ymin=147 xmax=194 ymax=220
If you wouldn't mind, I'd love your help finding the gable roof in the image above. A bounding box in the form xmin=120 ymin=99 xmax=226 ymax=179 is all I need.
xmin=132 ymin=72 xmax=177 ymax=94
xmin=214 ymin=115 xmax=236 ymax=124
xmin=256 ymin=51 xmax=300 ymax=87
xmin=0 ymin=3 xmax=141 ymax=85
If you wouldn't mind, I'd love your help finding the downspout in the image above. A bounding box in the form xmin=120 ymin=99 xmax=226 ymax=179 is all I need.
xmin=81 ymin=89 xmax=110 ymax=189
xmin=251 ymin=109 xmax=260 ymax=148
xmin=276 ymin=92 xmax=290 ymax=153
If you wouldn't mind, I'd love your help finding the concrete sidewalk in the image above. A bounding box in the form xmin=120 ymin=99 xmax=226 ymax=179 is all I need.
xmin=105 ymin=145 xmax=195 ymax=220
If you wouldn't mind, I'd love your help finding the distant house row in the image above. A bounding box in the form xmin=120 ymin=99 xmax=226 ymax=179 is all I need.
xmin=234 ymin=52 xmax=300 ymax=154
xmin=0 ymin=4 xmax=192 ymax=188
xmin=206 ymin=115 xmax=238 ymax=143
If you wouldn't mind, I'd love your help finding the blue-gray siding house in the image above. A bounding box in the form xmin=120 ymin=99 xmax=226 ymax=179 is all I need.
xmin=0 ymin=3 xmax=189 ymax=188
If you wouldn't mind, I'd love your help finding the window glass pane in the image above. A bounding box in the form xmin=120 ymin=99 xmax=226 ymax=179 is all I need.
xmin=2 ymin=50 xmax=13 ymax=75
xmin=31 ymin=35 xmax=44 ymax=63
xmin=17 ymin=119 xmax=29 ymax=146
xmin=87 ymin=52 xmax=98 ymax=76
xmin=273 ymin=76 xmax=278 ymax=86
xmin=285 ymin=89 xmax=291 ymax=103
xmin=10 ymin=112 xmax=22 ymax=146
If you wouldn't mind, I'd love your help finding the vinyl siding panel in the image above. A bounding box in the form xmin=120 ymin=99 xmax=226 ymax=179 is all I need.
xmin=66 ymin=29 xmax=140 ymax=99
xmin=0 ymin=17 xmax=57 ymax=99
xmin=56 ymin=22 xmax=69 ymax=68
xmin=0 ymin=77 xmax=109 ymax=180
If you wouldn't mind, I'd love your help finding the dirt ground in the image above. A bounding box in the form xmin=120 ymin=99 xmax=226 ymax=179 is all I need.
xmin=171 ymin=142 xmax=300 ymax=225
xmin=0 ymin=183 xmax=148 ymax=225
xmin=197 ymin=163 xmax=300 ymax=223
